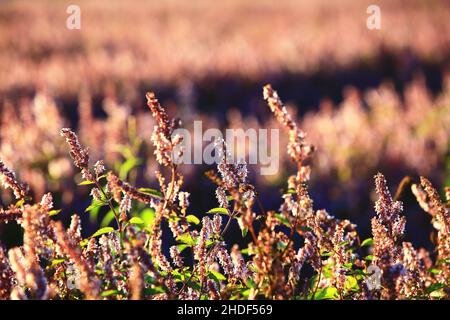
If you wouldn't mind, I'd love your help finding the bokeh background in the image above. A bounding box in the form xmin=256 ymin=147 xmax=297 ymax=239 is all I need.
xmin=0 ymin=0 xmax=449 ymax=250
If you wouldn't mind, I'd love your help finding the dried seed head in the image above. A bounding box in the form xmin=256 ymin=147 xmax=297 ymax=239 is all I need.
xmin=146 ymin=92 xmax=178 ymax=166
xmin=0 ymin=206 xmax=23 ymax=223
xmin=120 ymin=194 xmax=132 ymax=214
xmin=374 ymin=173 xmax=403 ymax=224
xmin=215 ymin=186 xmax=228 ymax=209
xmin=54 ymin=222 xmax=100 ymax=299
xmin=0 ymin=160 xmax=29 ymax=199
xmin=107 ymin=172 xmax=160 ymax=205
xmin=170 ymin=246 xmax=183 ymax=268
xmin=60 ymin=128 xmax=90 ymax=171
xmin=263 ymin=84 xmax=314 ymax=164
xmin=129 ymin=262 xmax=143 ymax=300
xmin=419 ymin=177 xmax=449 ymax=273
xmin=231 ymin=244 xmax=251 ymax=281
xmin=90 ymin=187 xmax=102 ymax=201
xmin=39 ymin=193 xmax=53 ymax=210
xmin=178 ymin=191 xmax=190 ymax=211
xmin=68 ymin=215 xmax=82 ymax=245
xmin=212 ymin=214 xmax=222 ymax=235
xmin=93 ymin=160 xmax=105 ymax=176
xmin=168 ymin=220 xmax=184 ymax=238
xmin=217 ymin=243 xmax=235 ymax=277
xmin=0 ymin=246 xmax=14 ymax=299
xmin=206 ymin=279 xmax=220 ymax=300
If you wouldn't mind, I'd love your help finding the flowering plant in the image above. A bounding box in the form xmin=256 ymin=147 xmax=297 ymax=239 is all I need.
xmin=0 ymin=86 xmax=448 ymax=300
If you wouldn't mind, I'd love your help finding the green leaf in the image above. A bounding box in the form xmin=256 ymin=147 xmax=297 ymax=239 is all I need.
xmin=48 ymin=209 xmax=61 ymax=216
xmin=361 ymin=238 xmax=374 ymax=247
xmin=49 ymin=258 xmax=66 ymax=268
xmin=90 ymin=227 xmax=115 ymax=238
xmin=119 ymin=158 xmax=142 ymax=180
xmin=343 ymin=262 xmax=353 ymax=269
xmin=349 ymin=269 xmax=366 ymax=276
xmin=437 ymin=258 xmax=450 ymax=266
xmin=245 ymin=278 xmax=257 ymax=289
xmin=15 ymin=198 xmax=25 ymax=207
xmin=339 ymin=241 xmax=350 ymax=247
xmin=365 ymin=255 xmax=374 ymax=261
xmin=425 ymin=283 xmax=446 ymax=294
xmin=344 ymin=276 xmax=359 ymax=292
xmin=78 ymin=180 xmax=95 ymax=186
xmin=143 ymin=287 xmax=166 ymax=296
xmin=299 ymin=226 xmax=313 ymax=233
xmin=114 ymin=145 xmax=134 ymax=160
xmin=140 ymin=208 xmax=155 ymax=227
xmin=177 ymin=244 xmax=190 ymax=253
xmin=240 ymin=289 xmax=251 ymax=298
xmin=171 ymin=270 xmax=185 ymax=282
xmin=176 ymin=233 xmax=196 ymax=246
xmin=85 ymin=199 xmax=107 ymax=213
xmin=429 ymin=268 xmax=440 ymax=275
xmin=208 ymin=270 xmax=226 ymax=282
xmin=309 ymin=274 xmax=319 ymax=289
xmin=129 ymin=217 xmax=144 ymax=225
xmin=186 ymin=281 xmax=202 ymax=291
xmin=186 ymin=215 xmax=200 ymax=225
xmin=96 ymin=174 xmax=107 ymax=181
xmin=274 ymin=213 xmax=291 ymax=227
xmin=206 ymin=207 xmax=229 ymax=215
xmin=322 ymin=265 xmax=333 ymax=279
xmin=311 ymin=287 xmax=339 ymax=300
xmin=101 ymin=290 xmax=123 ymax=297
xmin=101 ymin=210 xmax=116 ymax=228
xmin=89 ymin=204 xmax=102 ymax=223
xmin=236 ymin=217 xmax=248 ymax=238
xmin=277 ymin=241 xmax=287 ymax=250
xmin=137 ymin=188 xmax=163 ymax=199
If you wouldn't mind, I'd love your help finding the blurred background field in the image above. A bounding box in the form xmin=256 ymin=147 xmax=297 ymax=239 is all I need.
xmin=0 ymin=0 xmax=449 ymax=249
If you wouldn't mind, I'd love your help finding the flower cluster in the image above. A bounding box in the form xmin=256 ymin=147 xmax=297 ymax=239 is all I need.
xmin=60 ymin=128 xmax=92 ymax=180
xmin=263 ymin=84 xmax=315 ymax=165
xmin=147 ymin=92 xmax=183 ymax=167
xmin=0 ymin=160 xmax=28 ymax=199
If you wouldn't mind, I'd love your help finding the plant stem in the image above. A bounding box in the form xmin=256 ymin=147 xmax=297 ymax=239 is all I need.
xmin=93 ymin=179 xmax=122 ymax=241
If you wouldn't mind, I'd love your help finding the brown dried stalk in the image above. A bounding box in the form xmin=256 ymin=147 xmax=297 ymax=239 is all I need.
xmin=54 ymin=221 xmax=100 ymax=299
xmin=0 ymin=159 xmax=29 ymax=199
xmin=107 ymin=172 xmax=161 ymax=206
xmin=263 ymin=84 xmax=314 ymax=165
xmin=371 ymin=173 xmax=407 ymax=299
